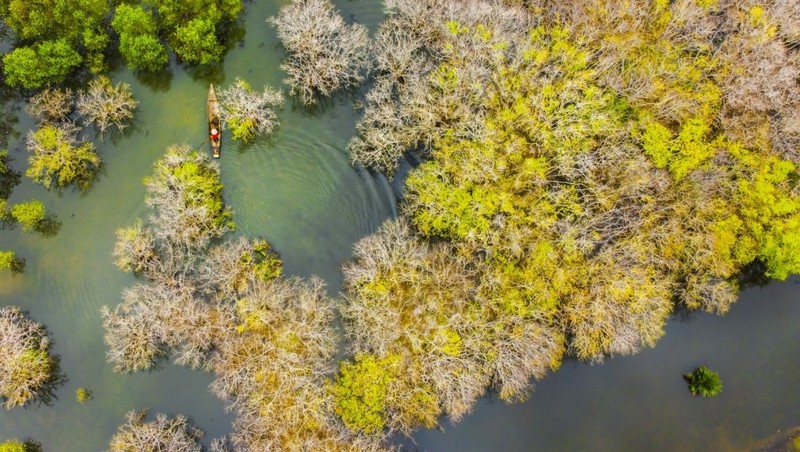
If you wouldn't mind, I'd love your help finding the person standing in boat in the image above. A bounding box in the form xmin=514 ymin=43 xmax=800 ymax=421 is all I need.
xmin=210 ymin=128 xmax=220 ymax=143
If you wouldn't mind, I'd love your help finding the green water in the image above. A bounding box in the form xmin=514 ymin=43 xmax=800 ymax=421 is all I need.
xmin=0 ymin=1 xmax=394 ymax=449
xmin=0 ymin=1 xmax=798 ymax=451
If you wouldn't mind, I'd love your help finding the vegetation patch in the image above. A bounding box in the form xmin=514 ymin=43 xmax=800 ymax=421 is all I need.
xmin=107 ymin=410 xmax=204 ymax=452
xmin=75 ymin=387 xmax=92 ymax=404
xmin=0 ymin=0 xmax=245 ymax=86
xmin=339 ymin=0 xmax=800 ymax=438
xmin=0 ymin=439 xmax=41 ymax=452
xmin=0 ymin=306 xmax=64 ymax=409
xmin=684 ymin=365 xmax=723 ymax=397
xmin=104 ymin=145 xmax=383 ymax=449
xmin=217 ymin=78 xmax=283 ymax=143
xmin=269 ymin=0 xmax=371 ymax=105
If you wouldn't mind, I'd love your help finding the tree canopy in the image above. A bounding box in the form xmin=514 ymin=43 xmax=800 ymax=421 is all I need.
xmin=218 ymin=78 xmax=283 ymax=143
xmin=107 ymin=410 xmax=203 ymax=452
xmin=3 ymin=39 xmax=83 ymax=89
xmin=339 ymin=0 xmax=800 ymax=436
xmin=0 ymin=306 xmax=63 ymax=409
xmin=111 ymin=4 xmax=168 ymax=72
xmin=0 ymin=0 xmax=109 ymax=81
xmin=142 ymin=0 xmax=242 ymax=64
xmin=25 ymin=123 xmax=101 ymax=190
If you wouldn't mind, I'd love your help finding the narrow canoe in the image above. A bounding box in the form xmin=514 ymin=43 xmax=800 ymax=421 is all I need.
xmin=208 ymin=84 xmax=221 ymax=158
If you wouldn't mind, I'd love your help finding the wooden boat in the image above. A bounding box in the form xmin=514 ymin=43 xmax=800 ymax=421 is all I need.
xmin=208 ymin=84 xmax=221 ymax=158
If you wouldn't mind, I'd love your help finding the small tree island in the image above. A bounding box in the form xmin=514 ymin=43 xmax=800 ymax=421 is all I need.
xmin=0 ymin=306 xmax=63 ymax=409
xmin=684 ymin=366 xmax=723 ymax=397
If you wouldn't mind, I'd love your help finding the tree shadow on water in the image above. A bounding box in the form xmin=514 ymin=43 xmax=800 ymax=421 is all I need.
xmin=0 ymin=96 xmax=21 ymax=149
xmin=136 ymin=66 xmax=174 ymax=93
xmin=186 ymin=61 xmax=226 ymax=85
xmin=32 ymin=355 xmax=68 ymax=408
xmin=33 ymin=216 xmax=62 ymax=238
xmin=0 ymin=155 xmax=22 ymax=200
xmin=737 ymin=260 xmax=771 ymax=289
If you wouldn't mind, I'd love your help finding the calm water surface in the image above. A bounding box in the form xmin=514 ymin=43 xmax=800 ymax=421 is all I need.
xmin=0 ymin=1 xmax=797 ymax=450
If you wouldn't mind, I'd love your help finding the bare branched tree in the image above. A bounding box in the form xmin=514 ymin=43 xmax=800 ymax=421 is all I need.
xmin=101 ymin=285 xmax=169 ymax=373
xmin=269 ymin=0 xmax=371 ymax=105
xmin=25 ymin=88 xmax=74 ymax=124
xmin=218 ymin=78 xmax=283 ymax=143
xmin=718 ymin=2 xmax=800 ymax=162
xmin=108 ymin=410 xmax=204 ymax=452
xmin=101 ymin=282 xmax=226 ymax=373
xmin=77 ymin=76 xmax=138 ymax=138
xmin=0 ymin=306 xmax=63 ymax=409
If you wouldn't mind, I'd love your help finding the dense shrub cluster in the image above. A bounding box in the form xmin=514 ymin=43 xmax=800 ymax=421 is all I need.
xmin=104 ymin=145 xmax=383 ymax=449
xmin=338 ymin=0 xmax=800 ymax=437
xmin=0 ymin=0 xmax=244 ymax=87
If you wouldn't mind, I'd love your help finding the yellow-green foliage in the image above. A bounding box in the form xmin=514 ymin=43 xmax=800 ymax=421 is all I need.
xmin=332 ymin=353 xmax=439 ymax=435
xmin=639 ymin=111 xmax=800 ymax=284
xmin=8 ymin=350 xmax=53 ymax=395
xmin=0 ymin=306 xmax=59 ymax=409
xmin=217 ymin=78 xmax=283 ymax=144
xmin=25 ymin=125 xmax=101 ymax=190
xmin=173 ymin=161 xmax=227 ymax=227
xmin=249 ymin=239 xmax=282 ymax=282
xmin=75 ymin=387 xmax=92 ymax=403
xmin=641 ymin=117 xmax=717 ymax=180
xmin=332 ymin=353 xmax=396 ymax=434
xmin=227 ymin=116 xmax=257 ymax=143
xmin=728 ymin=151 xmax=800 ymax=280
xmin=10 ymin=201 xmax=46 ymax=232
xmin=406 ymin=25 xmax=630 ymax=326
xmin=337 ymin=0 xmax=800 ymax=441
xmin=568 ymin=0 xmax=723 ymax=124
xmin=0 ymin=440 xmax=27 ymax=452
xmin=401 ymin=15 xmax=800 ymax=356
xmin=0 ymin=251 xmax=13 ymax=268
xmin=146 ymin=146 xmax=232 ymax=234
xmin=0 ymin=251 xmax=23 ymax=274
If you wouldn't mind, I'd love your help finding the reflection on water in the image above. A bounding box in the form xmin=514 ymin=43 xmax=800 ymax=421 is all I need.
xmin=0 ymin=1 xmax=798 ymax=451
